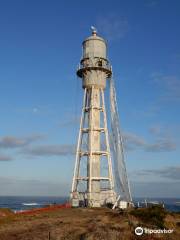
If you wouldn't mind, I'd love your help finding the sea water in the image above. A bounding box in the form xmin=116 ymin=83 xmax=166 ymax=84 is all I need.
xmin=0 ymin=196 xmax=68 ymax=212
xmin=0 ymin=196 xmax=179 ymax=212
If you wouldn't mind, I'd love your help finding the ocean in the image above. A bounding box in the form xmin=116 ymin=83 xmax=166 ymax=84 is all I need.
xmin=0 ymin=196 xmax=68 ymax=212
xmin=0 ymin=196 xmax=179 ymax=212
xmin=134 ymin=197 xmax=180 ymax=212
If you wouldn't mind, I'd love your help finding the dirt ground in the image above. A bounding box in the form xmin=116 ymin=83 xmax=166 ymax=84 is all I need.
xmin=0 ymin=207 xmax=179 ymax=240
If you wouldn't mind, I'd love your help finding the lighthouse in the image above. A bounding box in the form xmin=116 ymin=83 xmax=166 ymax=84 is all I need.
xmin=71 ymin=28 xmax=116 ymax=207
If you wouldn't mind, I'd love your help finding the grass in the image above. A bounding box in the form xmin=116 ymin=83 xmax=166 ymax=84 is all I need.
xmin=129 ymin=206 xmax=167 ymax=228
xmin=0 ymin=207 xmax=179 ymax=239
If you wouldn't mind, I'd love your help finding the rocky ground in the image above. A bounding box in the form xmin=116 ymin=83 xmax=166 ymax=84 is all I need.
xmin=0 ymin=206 xmax=179 ymax=240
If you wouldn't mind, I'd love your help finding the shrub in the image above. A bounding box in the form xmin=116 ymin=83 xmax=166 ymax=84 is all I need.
xmin=130 ymin=206 xmax=167 ymax=228
xmin=176 ymin=222 xmax=180 ymax=227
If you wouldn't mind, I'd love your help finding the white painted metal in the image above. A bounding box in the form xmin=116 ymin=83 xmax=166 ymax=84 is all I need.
xmin=72 ymin=198 xmax=79 ymax=208
xmin=71 ymin=28 xmax=131 ymax=208
xmin=71 ymin=86 xmax=116 ymax=207
xmin=88 ymin=86 xmax=93 ymax=204
xmin=101 ymin=88 xmax=114 ymax=190
xmin=77 ymin=30 xmax=111 ymax=90
xmin=72 ymin=28 xmax=115 ymax=207
xmin=112 ymin=195 xmax=121 ymax=210
xmin=71 ymin=88 xmax=87 ymax=194
xmin=83 ymin=35 xmax=106 ymax=59
xmin=119 ymin=201 xmax=128 ymax=209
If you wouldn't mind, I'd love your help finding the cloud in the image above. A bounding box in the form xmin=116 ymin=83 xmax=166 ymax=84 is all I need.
xmin=132 ymin=166 xmax=180 ymax=181
xmin=23 ymin=144 xmax=75 ymax=157
xmin=145 ymin=138 xmax=176 ymax=152
xmin=123 ymin=132 xmax=146 ymax=150
xmin=59 ymin=115 xmax=80 ymax=128
xmin=149 ymin=125 xmax=161 ymax=135
xmin=0 ymin=135 xmax=44 ymax=149
xmin=0 ymin=177 xmax=70 ymax=196
xmin=0 ymin=134 xmax=75 ymax=159
xmin=131 ymin=181 xmax=180 ymax=198
xmin=149 ymin=166 xmax=180 ymax=180
xmin=0 ymin=154 xmax=12 ymax=161
xmin=123 ymin=131 xmax=176 ymax=152
xmin=97 ymin=15 xmax=129 ymax=41
xmin=145 ymin=0 xmax=159 ymax=7
xmin=151 ymin=73 xmax=180 ymax=101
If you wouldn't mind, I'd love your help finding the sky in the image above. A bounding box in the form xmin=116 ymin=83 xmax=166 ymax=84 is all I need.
xmin=0 ymin=0 xmax=179 ymax=198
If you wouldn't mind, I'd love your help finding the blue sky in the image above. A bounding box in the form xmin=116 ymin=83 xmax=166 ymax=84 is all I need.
xmin=0 ymin=0 xmax=179 ymax=197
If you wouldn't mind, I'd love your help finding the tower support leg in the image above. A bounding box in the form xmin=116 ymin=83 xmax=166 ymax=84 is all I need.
xmin=71 ymin=87 xmax=116 ymax=207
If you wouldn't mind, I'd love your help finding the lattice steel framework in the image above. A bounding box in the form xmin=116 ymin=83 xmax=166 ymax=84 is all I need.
xmin=71 ymin=86 xmax=116 ymax=207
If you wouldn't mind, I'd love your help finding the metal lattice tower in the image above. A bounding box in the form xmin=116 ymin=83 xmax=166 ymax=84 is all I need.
xmin=71 ymin=28 xmax=116 ymax=207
